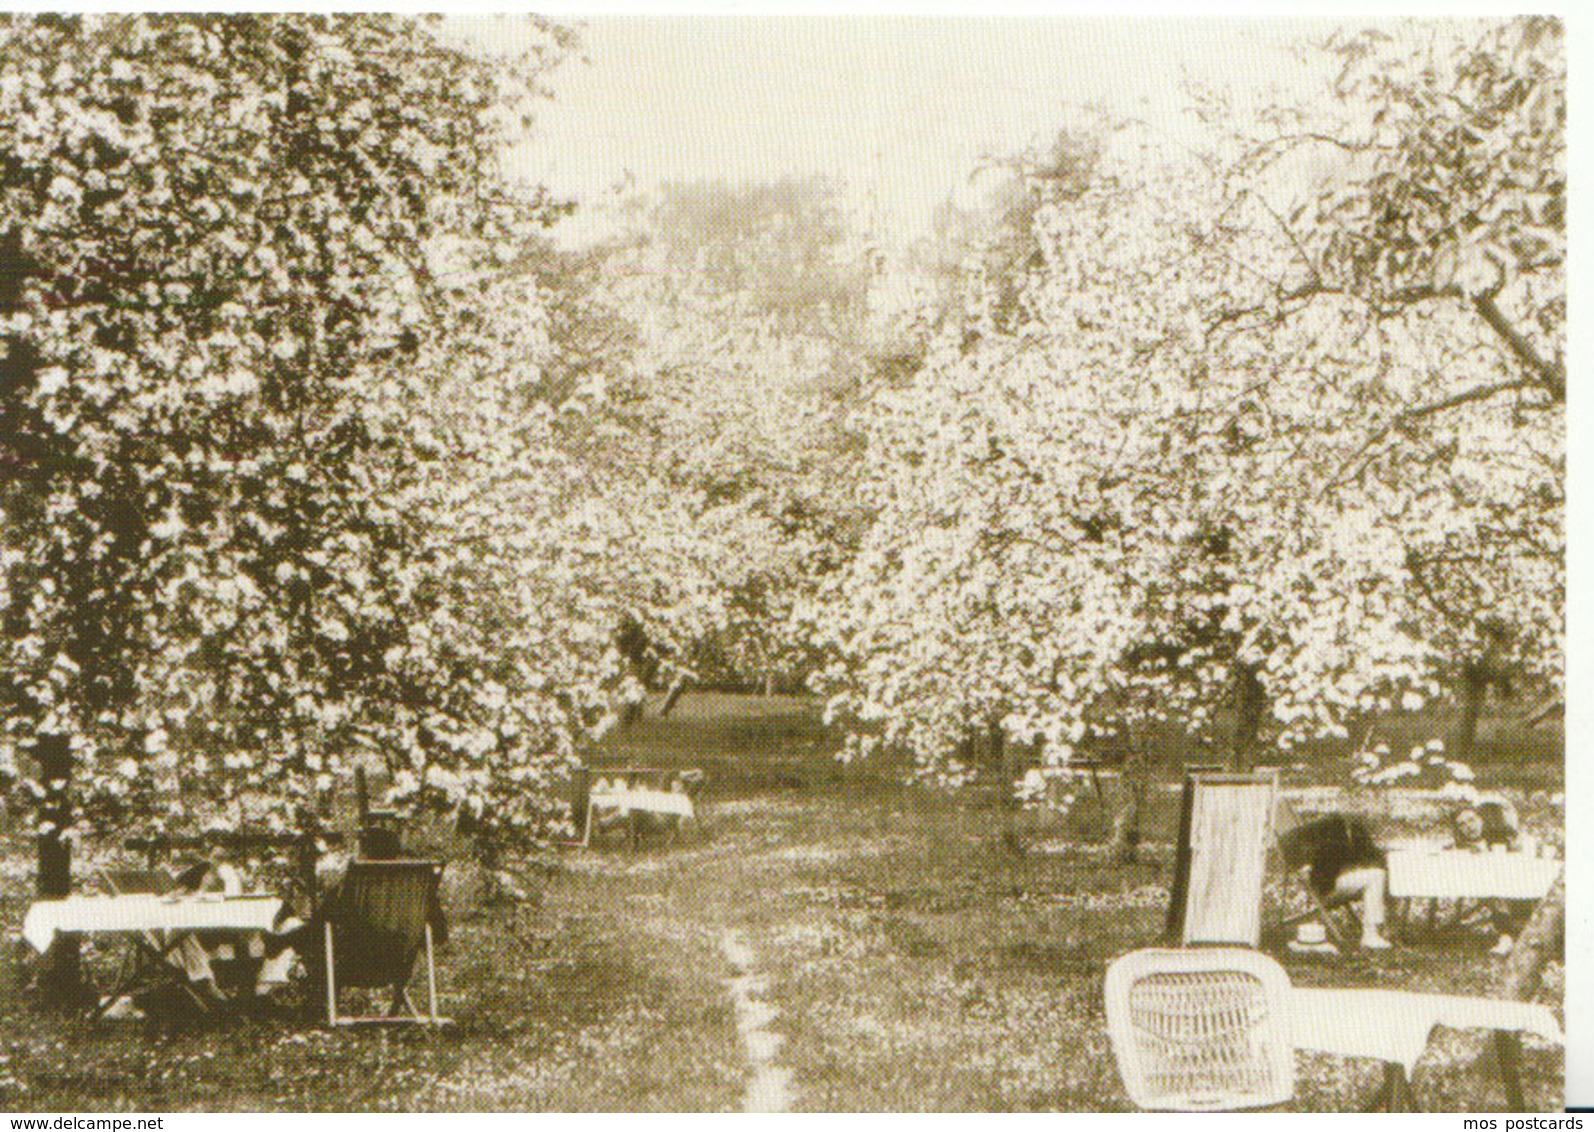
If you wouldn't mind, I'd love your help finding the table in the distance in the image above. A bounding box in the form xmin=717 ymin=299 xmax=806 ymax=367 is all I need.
xmin=584 ymin=788 xmax=696 ymax=848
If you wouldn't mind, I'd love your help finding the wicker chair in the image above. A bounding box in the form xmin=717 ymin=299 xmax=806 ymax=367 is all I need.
xmin=1105 ymin=947 xmax=1295 ymax=1111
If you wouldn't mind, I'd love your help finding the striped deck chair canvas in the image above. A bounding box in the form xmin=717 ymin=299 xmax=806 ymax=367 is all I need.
xmin=1165 ymin=770 xmax=1280 ymax=947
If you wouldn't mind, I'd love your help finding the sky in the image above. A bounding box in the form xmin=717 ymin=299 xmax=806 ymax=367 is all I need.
xmin=489 ymin=15 xmax=1353 ymax=246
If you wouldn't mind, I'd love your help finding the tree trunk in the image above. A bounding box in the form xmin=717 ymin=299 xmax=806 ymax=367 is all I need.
xmin=1231 ymin=663 xmax=1267 ymax=773
xmin=1106 ymin=747 xmax=1148 ymax=864
xmin=1498 ymin=875 xmax=1564 ymax=1001
xmin=36 ymin=734 xmax=72 ymax=897
xmin=659 ymin=672 xmax=691 ymax=717
xmin=34 ymin=734 xmax=89 ymax=1007
xmin=992 ymin=729 xmax=1025 ymax=857
xmin=1453 ymin=659 xmax=1490 ymax=765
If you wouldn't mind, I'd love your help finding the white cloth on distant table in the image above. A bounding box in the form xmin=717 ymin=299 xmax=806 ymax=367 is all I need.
xmin=589 ymin=788 xmax=695 ymax=819
xmin=1384 ymin=850 xmax=1561 ymax=901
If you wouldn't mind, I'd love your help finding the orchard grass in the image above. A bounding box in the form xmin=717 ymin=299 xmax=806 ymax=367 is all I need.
xmin=0 ymin=837 xmax=745 ymax=1111
xmin=0 ymin=693 xmax=1564 ymax=1111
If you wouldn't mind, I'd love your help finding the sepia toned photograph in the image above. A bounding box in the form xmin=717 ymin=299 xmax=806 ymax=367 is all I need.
xmin=0 ymin=11 xmax=1566 ymax=1113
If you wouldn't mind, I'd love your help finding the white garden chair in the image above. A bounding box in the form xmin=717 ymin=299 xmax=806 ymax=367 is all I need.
xmin=1105 ymin=947 xmax=1295 ymax=1111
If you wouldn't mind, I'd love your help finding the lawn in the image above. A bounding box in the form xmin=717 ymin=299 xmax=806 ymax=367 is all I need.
xmin=0 ymin=692 xmax=1565 ymax=1111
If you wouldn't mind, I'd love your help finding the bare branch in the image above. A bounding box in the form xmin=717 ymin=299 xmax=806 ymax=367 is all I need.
xmin=1472 ymin=291 xmax=1565 ymax=402
xmin=1320 ymin=376 xmax=1543 ymax=499
xmin=1403 ymin=548 xmax=1474 ymax=630
xmin=1208 ymin=274 xmax=1565 ymax=405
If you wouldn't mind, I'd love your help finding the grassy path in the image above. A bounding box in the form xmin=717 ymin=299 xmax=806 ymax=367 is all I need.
xmin=564 ymin=779 xmax=1565 ymax=1112
xmin=720 ymin=928 xmax=790 ymax=1112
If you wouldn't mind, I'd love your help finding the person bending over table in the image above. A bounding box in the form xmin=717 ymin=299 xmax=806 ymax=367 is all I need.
xmin=1279 ymin=813 xmax=1395 ymax=950
xmin=140 ymin=859 xmax=244 ymax=1007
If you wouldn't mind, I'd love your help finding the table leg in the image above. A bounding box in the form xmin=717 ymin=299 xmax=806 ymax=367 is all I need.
xmin=1493 ymin=1031 xmax=1526 ymax=1111
xmin=1306 ymin=884 xmax=1349 ymax=949
xmin=1389 ymin=1065 xmax=1418 ymax=1112
xmin=92 ymin=934 xmax=205 ymax=1019
xmin=1360 ymin=1075 xmax=1390 ymax=1112
xmin=1363 ymin=1064 xmax=1417 ymax=1112
xmin=93 ymin=941 xmax=141 ymax=1019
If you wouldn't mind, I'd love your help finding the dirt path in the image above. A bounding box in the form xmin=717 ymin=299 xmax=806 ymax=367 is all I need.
xmin=720 ymin=927 xmax=792 ymax=1112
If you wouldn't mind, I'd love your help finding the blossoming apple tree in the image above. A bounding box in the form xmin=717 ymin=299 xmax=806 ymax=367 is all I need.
xmin=579 ymin=177 xmax=876 ymax=696
xmin=811 ymin=17 xmax=1561 ymax=849
xmin=0 ymin=13 xmax=623 ymax=926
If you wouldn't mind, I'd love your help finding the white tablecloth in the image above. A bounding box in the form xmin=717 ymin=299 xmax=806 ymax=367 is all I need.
xmin=1289 ymin=987 xmax=1563 ymax=1072
xmin=589 ymin=788 xmax=695 ymax=819
xmin=22 ymin=895 xmax=285 ymax=953
xmin=1385 ymin=850 xmax=1561 ymax=901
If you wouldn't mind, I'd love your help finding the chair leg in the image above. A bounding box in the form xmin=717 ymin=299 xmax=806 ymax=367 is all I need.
xmin=1388 ymin=1065 xmax=1418 ymax=1111
xmin=1494 ymin=1032 xmax=1526 ymax=1111
xmin=1365 ymin=1063 xmax=1416 ymax=1111
xmin=1362 ymin=1072 xmax=1390 ymax=1111
xmin=324 ymin=921 xmax=338 ymax=1026
xmin=389 ymin=987 xmax=418 ymax=1019
xmin=1299 ymin=880 xmax=1349 ymax=948
xmin=94 ymin=946 xmax=141 ymax=1020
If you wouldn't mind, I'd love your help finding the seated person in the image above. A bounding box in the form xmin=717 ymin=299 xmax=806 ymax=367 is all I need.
xmin=1453 ymin=796 xmax=1520 ymax=852
xmin=268 ymin=830 xmax=448 ymax=960
xmin=131 ymin=858 xmax=244 ymax=1007
xmin=1452 ymin=796 xmax=1530 ymax=954
xmin=1278 ymin=813 xmax=1394 ymax=950
xmin=589 ymin=776 xmax=635 ymax=837
xmin=645 ymin=770 xmax=701 ymax=837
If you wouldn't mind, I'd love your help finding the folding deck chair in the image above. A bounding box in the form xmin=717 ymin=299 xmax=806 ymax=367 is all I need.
xmin=1164 ymin=770 xmax=1280 ymax=947
xmin=320 ymin=859 xmax=450 ymax=1026
xmin=1275 ymin=814 xmax=1377 ymax=949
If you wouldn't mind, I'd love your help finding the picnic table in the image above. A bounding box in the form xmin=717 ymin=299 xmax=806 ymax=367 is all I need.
xmin=1385 ymin=848 xmax=1561 ymax=901
xmin=1383 ymin=848 xmax=1561 ymax=942
xmin=576 ymin=764 xmax=703 ymax=849
xmin=589 ymin=787 xmax=695 ymax=819
xmin=584 ymin=786 xmax=696 ymax=847
xmin=23 ymin=893 xmax=287 ymax=1016
xmin=1288 ymin=987 xmax=1562 ymax=1110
